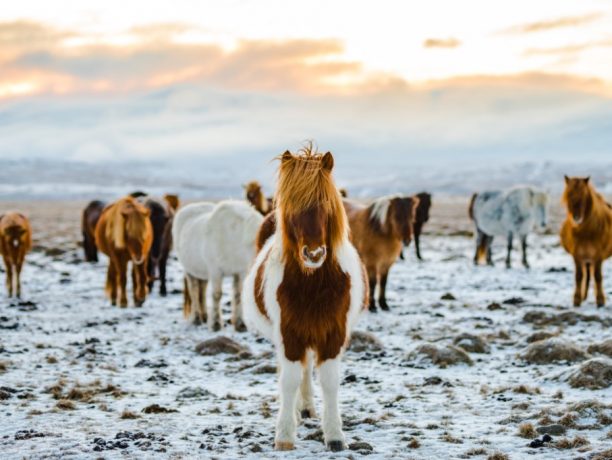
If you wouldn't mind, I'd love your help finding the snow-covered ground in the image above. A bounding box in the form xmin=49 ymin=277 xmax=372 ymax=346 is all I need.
xmin=0 ymin=200 xmax=611 ymax=460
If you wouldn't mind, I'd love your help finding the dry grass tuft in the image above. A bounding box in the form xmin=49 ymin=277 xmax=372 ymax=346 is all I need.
xmin=440 ymin=432 xmax=463 ymax=444
xmin=120 ymin=409 xmax=140 ymax=419
xmin=555 ymin=436 xmax=589 ymax=449
xmin=513 ymin=385 xmax=541 ymax=395
xmin=558 ymin=412 xmax=577 ymax=427
xmin=465 ymin=447 xmax=487 ymax=456
xmin=408 ymin=437 xmax=420 ymax=448
xmin=518 ymin=423 xmax=536 ymax=438
xmin=55 ymin=399 xmax=76 ymax=410
xmin=487 ymin=453 xmax=509 ymax=460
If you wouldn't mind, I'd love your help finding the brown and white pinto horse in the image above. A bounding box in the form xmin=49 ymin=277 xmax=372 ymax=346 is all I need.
xmin=243 ymin=148 xmax=367 ymax=452
xmin=82 ymin=200 xmax=106 ymax=262
xmin=95 ymin=196 xmax=153 ymax=307
xmin=0 ymin=212 xmax=32 ymax=298
xmin=344 ymin=195 xmax=418 ymax=312
xmin=561 ymin=176 xmax=612 ymax=307
xmin=244 ymin=180 xmax=273 ymax=215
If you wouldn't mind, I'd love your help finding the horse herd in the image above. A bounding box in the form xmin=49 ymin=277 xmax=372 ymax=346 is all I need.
xmin=1 ymin=149 xmax=611 ymax=451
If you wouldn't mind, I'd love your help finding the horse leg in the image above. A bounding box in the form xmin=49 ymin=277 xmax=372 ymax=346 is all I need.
xmin=474 ymin=229 xmax=486 ymax=265
xmin=15 ymin=257 xmax=23 ymax=298
xmin=117 ymin=257 xmax=128 ymax=308
xmin=298 ymin=352 xmax=317 ymax=419
xmin=368 ymin=270 xmax=377 ymax=313
xmin=573 ymin=258 xmax=583 ymax=307
xmin=232 ymin=274 xmax=246 ymax=332
xmin=185 ymin=274 xmax=200 ymax=324
xmin=521 ymin=235 xmax=530 ymax=269
xmin=198 ymin=278 xmax=208 ymax=324
xmin=505 ymin=232 xmax=513 ymax=269
xmin=183 ymin=276 xmax=192 ymax=321
xmin=208 ymin=276 xmax=222 ymax=331
xmin=378 ymin=270 xmax=390 ymax=311
xmin=159 ymin=253 xmax=168 ymax=297
xmin=147 ymin=256 xmax=155 ymax=293
xmin=486 ymin=235 xmax=494 ymax=266
xmin=106 ymin=260 xmax=117 ymax=306
xmin=414 ymin=224 xmax=423 ymax=260
xmin=133 ymin=262 xmax=147 ymax=307
xmin=594 ymin=260 xmax=605 ymax=307
xmin=583 ymin=262 xmax=591 ymax=301
xmin=3 ymin=254 xmax=13 ymax=297
xmin=319 ymin=358 xmax=345 ymax=451
xmin=275 ymin=357 xmax=302 ymax=450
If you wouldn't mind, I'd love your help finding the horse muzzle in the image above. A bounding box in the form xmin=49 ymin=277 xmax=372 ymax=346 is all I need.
xmin=301 ymin=246 xmax=326 ymax=269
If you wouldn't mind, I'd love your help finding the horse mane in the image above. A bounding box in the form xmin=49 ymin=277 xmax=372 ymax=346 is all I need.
xmin=245 ymin=181 xmax=267 ymax=213
xmin=368 ymin=195 xmax=400 ymax=233
xmin=276 ymin=145 xmax=347 ymax=249
xmin=107 ymin=197 xmax=149 ymax=249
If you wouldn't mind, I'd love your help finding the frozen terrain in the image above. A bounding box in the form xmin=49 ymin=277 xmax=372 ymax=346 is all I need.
xmin=0 ymin=199 xmax=611 ymax=460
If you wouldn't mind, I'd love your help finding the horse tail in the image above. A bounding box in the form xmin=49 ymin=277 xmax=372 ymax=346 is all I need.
xmin=468 ymin=193 xmax=478 ymax=221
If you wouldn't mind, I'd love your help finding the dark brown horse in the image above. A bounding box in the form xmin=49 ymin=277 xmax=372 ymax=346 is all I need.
xmin=82 ymin=200 xmax=106 ymax=262
xmin=398 ymin=192 xmax=432 ymax=261
xmin=561 ymin=176 xmax=612 ymax=307
xmin=0 ymin=212 xmax=32 ymax=298
xmin=95 ymin=196 xmax=153 ymax=307
xmin=344 ymin=195 xmax=418 ymax=312
xmin=244 ymin=181 xmax=273 ymax=215
xmin=142 ymin=196 xmax=178 ymax=296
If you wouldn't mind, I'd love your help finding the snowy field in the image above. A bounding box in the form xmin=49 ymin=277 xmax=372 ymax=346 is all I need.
xmin=0 ymin=199 xmax=611 ymax=460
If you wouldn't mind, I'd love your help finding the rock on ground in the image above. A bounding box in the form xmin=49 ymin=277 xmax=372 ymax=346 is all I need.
xmin=587 ymin=339 xmax=612 ymax=358
xmin=453 ymin=333 xmax=489 ymax=353
xmin=349 ymin=331 xmax=384 ymax=353
xmin=407 ymin=343 xmax=473 ymax=367
xmin=566 ymin=358 xmax=612 ymax=390
xmin=518 ymin=338 xmax=587 ymax=364
xmin=194 ymin=336 xmax=252 ymax=357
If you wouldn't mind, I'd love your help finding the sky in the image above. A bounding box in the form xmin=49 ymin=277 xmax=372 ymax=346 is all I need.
xmin=0 ymin=0 xmax=611 ymax=166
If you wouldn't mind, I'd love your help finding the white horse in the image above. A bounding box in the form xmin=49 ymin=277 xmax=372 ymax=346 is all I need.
xmin=172 ymin=200 xmax=263 ymax=331
xmin=469 ymin=186 xmax=548 ymax=268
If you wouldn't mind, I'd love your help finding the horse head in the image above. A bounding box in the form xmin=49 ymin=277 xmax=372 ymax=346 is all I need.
xmin=118 ymin=198 xmax=152 ymax=265
xmin=277 ymin=148 xmax=346 ymax=273
xmin=563 ymin=176 xmax=592 ymax=225
xmin=389 ymin=196 xmax=419 ymax=246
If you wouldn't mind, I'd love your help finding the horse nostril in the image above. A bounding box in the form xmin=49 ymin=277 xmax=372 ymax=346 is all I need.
xmin=302 ymin=246 xmax=309 ymax=259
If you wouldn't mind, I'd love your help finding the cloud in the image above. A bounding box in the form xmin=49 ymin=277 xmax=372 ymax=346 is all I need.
xmin=0 ymin=20 xmax=363 ymax=96
xmin=423 ymin=38 xmax=461 ymax=48
xmin=523 ymin=39 xmax=612 ymax=56
xmin=503 ymin=12 xmax=603 ymax=34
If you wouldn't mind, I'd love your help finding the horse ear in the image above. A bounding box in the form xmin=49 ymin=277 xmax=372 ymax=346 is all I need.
xmin=584 ymin=176 xmax=590 ymax=184
xmin=322 ymin=152 xmax=334 ymax=171
xmin=281 ymin=151 xmax=292 ymax=163
xmin=564 ymin=175 xmax=570 ymax=184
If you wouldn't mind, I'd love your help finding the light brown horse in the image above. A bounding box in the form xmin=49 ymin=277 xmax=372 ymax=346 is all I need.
xmin=244 ymin=180 xmax=273 ymax=215
xmin=0 ymin=212 xmax=32 ymax=298
xmin=561 ymin=176 xmax=612 ymax=307
xmin=95 ymin=196 xmax=153 ymax=307
xmin=243 ymin=147 xmax=368 ymax=451
xmin=344 ymin=195 xmax=418 ymax=312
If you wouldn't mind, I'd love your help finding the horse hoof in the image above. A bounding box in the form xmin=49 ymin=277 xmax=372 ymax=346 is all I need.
xmin=211 ymin=322 xmax=222 ymax=332
xmin=275 ymin=441 xmax=294 ymax=451
xmin=301 ymin=409 xmax=315 ymax=419
xmin=368 ymin=305 xmax=377 ymax=313
xmin=159 ymin=290 xmax=167 ymax=297
xmin=327 ymin=440 xmax=344 ymax=452
xmin=379 ymin=303 xmax=390 ymax=311
xmin=192 ymin=317 xmax=202 ymax=326
xmin=234 ymin=322 xmax=247 ymax=333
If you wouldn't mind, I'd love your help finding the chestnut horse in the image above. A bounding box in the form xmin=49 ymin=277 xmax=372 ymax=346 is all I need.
xmin=95 ymin=196 xmax=153 ymax=307
xmin=82 ymin=200 xmax=106 ymax=262
xmin=0 ymin=212 xmax=32 ymax=298
xmin=243 ymin=148 xmax=367 ymax=452
xmin=244 ymin=181 xmax=273 ymax=215
xmin=561 ymin=176 xmax=612 ymax=307
xmin=344 ymin=195 xmax=418 ymax=312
